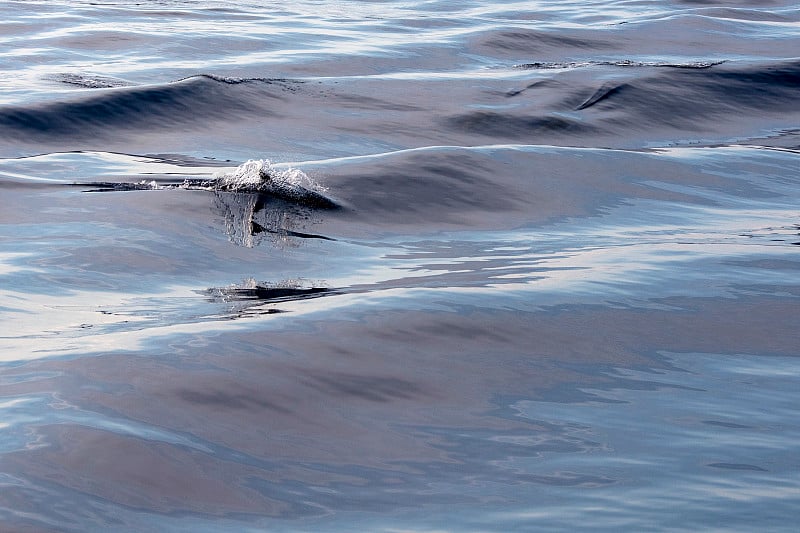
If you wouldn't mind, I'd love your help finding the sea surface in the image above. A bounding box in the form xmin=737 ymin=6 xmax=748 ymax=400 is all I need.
xmin=1 ymin=1 xmax=799 ymax=531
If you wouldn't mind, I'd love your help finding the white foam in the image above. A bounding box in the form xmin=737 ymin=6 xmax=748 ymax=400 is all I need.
xmin=210 ymin=159 xmax=336 ymax=209
xmin=215 ymin=159 xmax=267 ymax=189
xmin=214 ymin=159 xmax=321 ymax=193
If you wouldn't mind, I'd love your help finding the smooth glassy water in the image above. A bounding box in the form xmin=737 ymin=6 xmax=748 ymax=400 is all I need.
xmin=1 ymin=1 xmax=799 ymax=531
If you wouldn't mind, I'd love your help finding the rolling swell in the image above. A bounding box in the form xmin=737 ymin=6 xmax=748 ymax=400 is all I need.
xmin=448 ymin=59 xmax=800 ymax=143
xmin=296 ymin=142 xmax=800 ymax=237
xmin=573 ymin=60 xmax=800 ymax=116
xmin=0 ymin=75 xmax=291 ymax=141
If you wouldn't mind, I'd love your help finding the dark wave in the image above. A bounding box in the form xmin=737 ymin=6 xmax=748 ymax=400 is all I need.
xmin=0 ymin=75 xmax=294 ymax=141
xmin=443 ymin=112 xmax=598 ymax=139
xmin=571 ymin=59 xmax=800 ymax=121
xmin=300 ymin=146 xmax=622 ymax=232
xmin=492 ymin=59 xmax=800 ymax=141
xmin=4 ymin=59 xmax=798 ymax=161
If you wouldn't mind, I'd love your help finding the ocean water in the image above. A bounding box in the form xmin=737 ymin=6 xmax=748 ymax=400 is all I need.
xmin=1 ymin=0 xmax=799 ymax=531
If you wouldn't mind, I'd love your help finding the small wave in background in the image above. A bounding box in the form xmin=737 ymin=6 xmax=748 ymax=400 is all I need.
xmin=0 ymin=1 xmax=799 ymax=532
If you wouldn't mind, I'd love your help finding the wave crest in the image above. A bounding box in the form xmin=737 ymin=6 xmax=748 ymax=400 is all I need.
xmin=513 ymin=60 xmax=726 ymax=70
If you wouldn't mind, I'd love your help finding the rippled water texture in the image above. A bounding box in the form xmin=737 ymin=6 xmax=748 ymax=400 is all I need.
xmin=1 ymin=1 xmax=799 ymax=531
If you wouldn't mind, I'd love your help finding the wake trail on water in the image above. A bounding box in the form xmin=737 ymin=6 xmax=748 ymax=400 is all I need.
xmin=83 ymin=159 xmax=340 ymax=209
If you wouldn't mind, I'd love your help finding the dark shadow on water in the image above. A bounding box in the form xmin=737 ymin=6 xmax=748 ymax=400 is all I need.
xmin=203 ymin=283 xmax=334 ymax=303
xmin=201 ymin=279 xmax=337 ymax=320
xmin=177 ymin=389 xmax=293 ymax=414
xmin=304 ymin=373 xmax=425 ymax=403
xmin=443 ymin=111 xmax=598 ymax=138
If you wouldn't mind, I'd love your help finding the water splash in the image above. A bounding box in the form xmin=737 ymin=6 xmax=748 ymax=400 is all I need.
xmin=215 ymin=159 xmax=277 ymax=190
xmin=211 ymin=159 xmax=337 ymax=208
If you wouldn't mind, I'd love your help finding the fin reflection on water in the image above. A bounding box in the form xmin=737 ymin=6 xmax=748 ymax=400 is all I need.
xmin=212 ymin=191 xmax=333 ymax=248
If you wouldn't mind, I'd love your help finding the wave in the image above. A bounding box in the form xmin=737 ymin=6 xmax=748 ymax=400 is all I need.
xmin=3 ymin=58 xmax=798 ymax=159
xmin=176 ymin=74 xmax=299 ymax=85
xmin=47 ymin=73 xmax=135 ymax=89
xmin=0 ymin=75 xmax=296 ymax=141
xmin=570 ymin=59 xmax=800 ymax=117
xmin=46 ymin=72 xmax=292 ymax=90
xmin=513 ymin=60 xmax=726 ymax=70
xmin=289 ymin=142 xmax=800 ymax=240
xmin=6 ymin=142 xmax=793 ymax=243
xmin=454 ymin=59 xmax=800 ymax=143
